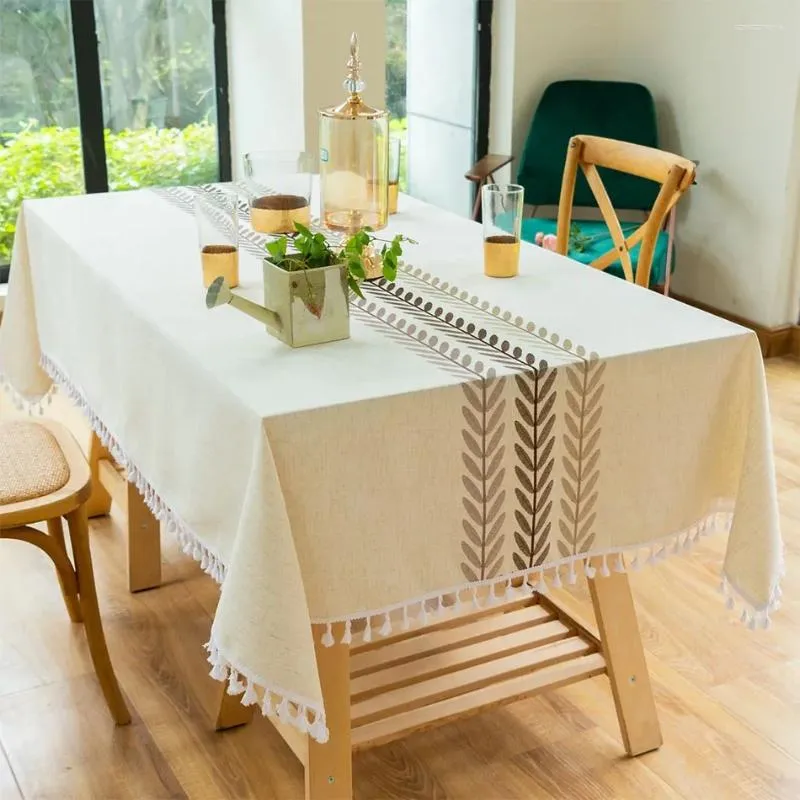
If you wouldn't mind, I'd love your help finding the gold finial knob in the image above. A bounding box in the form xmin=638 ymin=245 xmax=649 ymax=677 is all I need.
xmin=344 ymin=31 xmax=364 ymax=98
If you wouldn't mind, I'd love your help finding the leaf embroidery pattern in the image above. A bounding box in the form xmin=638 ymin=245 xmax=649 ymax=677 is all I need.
xmin=350 ymin=305 xmax=470 ymax=378
xmin=460 ymin=377 xmax=506 ymax=581
xmin=376 ymin=282 xmax=524 ymax=370
xmin=512 ymin=363 xmax=557 ymax=570
xmin=558 ymin=358 xmax=606 ymax=558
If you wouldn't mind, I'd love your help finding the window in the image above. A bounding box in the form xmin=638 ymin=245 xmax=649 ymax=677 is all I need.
xmin=0 ymin=0 xmax=231 ymax=277
xmin=388 ymin=0 xmax=492 ymax=217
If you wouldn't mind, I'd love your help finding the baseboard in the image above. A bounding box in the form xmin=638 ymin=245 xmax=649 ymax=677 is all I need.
xmin=671 ymin=293 xmax=800 ymax=359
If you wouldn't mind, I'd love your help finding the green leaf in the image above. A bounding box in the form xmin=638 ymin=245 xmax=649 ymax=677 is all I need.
xmin=265 ymin=237 xmax=287 ymax=263
xmin=383 ymin=252 xmax=398 ymax=282
xmin=349 ymin=257 xmax=366 ymax=280
xmin=348 ymin=276 xmax=365 ymax=299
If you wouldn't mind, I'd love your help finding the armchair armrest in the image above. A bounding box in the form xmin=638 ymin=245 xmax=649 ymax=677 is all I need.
xmin=465 ymin=154 xmax=513 ymax=183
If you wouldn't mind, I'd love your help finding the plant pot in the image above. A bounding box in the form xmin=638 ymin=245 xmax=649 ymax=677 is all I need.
xmin=262 ymin=259 xmax=350 ymax=347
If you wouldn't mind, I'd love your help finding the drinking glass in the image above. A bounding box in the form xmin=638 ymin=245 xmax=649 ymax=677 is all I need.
xmin=388 ymin=136 xmax=402 ymax=215
xmin=482 ymin=184 xmax=524 ymax=278
xmin=243 ymin=150 xmax=314 ymax=234
xmin=195 ymin=189 xmax=239 ymax=288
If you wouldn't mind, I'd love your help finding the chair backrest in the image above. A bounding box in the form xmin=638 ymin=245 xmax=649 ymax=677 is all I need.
xmin=555 ymin=135 xmax=696 ymax=288
xmin=517 ymin=80 xmax=660 ymax=211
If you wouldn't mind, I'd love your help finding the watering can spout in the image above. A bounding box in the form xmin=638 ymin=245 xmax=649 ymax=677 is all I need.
xmin=205 ymin=276 xmax=282 ymax=330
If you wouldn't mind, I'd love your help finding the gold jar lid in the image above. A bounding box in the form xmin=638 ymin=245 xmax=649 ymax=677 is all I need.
xmin=319 ymin=33 xmax=387 ymax=121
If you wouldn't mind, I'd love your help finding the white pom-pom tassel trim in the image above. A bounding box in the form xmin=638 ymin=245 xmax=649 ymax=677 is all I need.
xmin=321 ymin=622 xmax=335 ymax=648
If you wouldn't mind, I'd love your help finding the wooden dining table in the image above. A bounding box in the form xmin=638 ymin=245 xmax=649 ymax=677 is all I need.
xmin=0 ymin=182 xmax=783 ymax=800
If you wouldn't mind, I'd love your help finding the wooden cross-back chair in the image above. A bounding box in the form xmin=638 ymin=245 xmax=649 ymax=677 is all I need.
xmin=556 ymin=135 xmax=697 ymax=290
xmin=0 ymin=420 xmax=130 ymax=726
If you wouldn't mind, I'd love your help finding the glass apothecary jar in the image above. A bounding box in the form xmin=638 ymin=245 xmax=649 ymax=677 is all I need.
xmin=319 ymin=33 xmax=389 ymax=233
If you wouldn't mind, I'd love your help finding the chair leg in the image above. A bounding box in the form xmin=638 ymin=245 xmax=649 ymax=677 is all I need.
xmin=46 ymin=517 xmax=82 ymax=623
xmin=471 ymin=180 xmax=484 ymax=221
xmin=65 ymin=506 xmax=131 ymax=726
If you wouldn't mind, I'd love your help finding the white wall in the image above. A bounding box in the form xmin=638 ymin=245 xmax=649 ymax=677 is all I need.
xmin=226 ymin=0 xmax=304 ymax=179
xmin=405 ymin=0 xmax=476 ymax=216
xmin=501 ymin=0 xmax=800 ymax=327
xmin=487 ymin=0 xmax=516 ymax=187
xmin=227 ymin=0 xmax=385 ymax=177
xmin=302 ymin=0 xmax=386 ymax=165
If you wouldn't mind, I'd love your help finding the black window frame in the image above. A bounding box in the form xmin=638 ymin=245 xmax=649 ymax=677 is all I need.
xmin=473 ymin=0 xmax=493 ymax=220
xmin=475 ymin=0 xmax=493 ymax=164
xmin=0 ymin=0 xmax=232 ymax=280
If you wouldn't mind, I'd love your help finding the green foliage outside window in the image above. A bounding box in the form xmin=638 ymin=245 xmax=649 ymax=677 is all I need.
xmin=0 ymin=122 xmax=217 ymax=263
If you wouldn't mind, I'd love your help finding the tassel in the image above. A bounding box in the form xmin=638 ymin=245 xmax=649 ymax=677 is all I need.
xmin=242 ymin=681 xmax=259 ymax=706
xmin=379 ymin=613 xmax=392 ymax=637
xmin=600 ymin=556 xmax=610 ymax=578
xmin=504 ymin=579 xmax=513 ymax=598
xmin=740 ymin=608 xmax=748 ymax=624
xmin=538 ymin=573 xmax=549 ymax=595
xmin=362 ymin=616 xmax=372 ymax=643
xmin=567 ymin=561 xmax=577 ymax=585
xmin=584 ymin=560 xmax=597 ymax=579
xmin=419 ymin=601 xmax=429 ymax=625
xmin=321 ymin=623 xmax=335 ymax=648
xmin=472 ymin=587 xmax=481 ymax=608
xmin=276 ymin=697 xmax=291 ymax=722
xmin=762 ymin=615 xmax=772 ymax=630
xmin=436 ymin=595 xmax=445 ymax=614
xmin=402 ymin=605 xmax=411 ymax=631
xmin=672 ymin=537 xmax=681 ymax=555
xmin=295 ymin=708 xmax=310 ymax=733
xmin=262 ymin=691 xmax=274 ymax=717
xmin=341 ymin=619 xmax=352 ymax=645
xmin=725 ymin=596 xmax=735 ymax=610
xmin=309 ymin=712 xmax=329 ymax=744
xmin=210 ymin=661 xmax=228 ymax=681
xmin=227 ymin=670 xmax=245 ymax=695
xmin=614 ymin=554 xmax=625 ymax=573
xmin=551 ymin=567 xmax=563 ymax=589
xmin=747 ymin=616 xmax=757 ymax=631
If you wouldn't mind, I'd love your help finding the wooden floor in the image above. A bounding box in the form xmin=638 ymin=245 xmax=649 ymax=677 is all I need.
xmin=1 ymin=357 xmax=799 ymax=799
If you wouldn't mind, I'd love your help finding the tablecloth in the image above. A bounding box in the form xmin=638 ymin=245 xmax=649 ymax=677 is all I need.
xmin=0 ymin=184 xmax=783 ymax=743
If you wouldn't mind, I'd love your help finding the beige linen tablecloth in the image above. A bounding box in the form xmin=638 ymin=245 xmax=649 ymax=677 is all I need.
xmin=0 ymin=185 xmax=783 ymax=743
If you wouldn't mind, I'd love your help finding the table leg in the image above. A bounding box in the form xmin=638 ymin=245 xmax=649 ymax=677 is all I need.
xmin=215 ymin=685 xmax=256 ymax=730
xmin=587 ymin=565 xmax=662 ymax=756
xmin=127 ymin=481 xmax=161 ymax=593
xmin=85 ymin=433 xmax=112 ymax=519
xmin=306 ymin=622 xmax=352 ymax=800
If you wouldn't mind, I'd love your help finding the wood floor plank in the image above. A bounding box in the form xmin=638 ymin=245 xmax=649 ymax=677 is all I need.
xmin=0 ymin=676 xmax=183 ymax=799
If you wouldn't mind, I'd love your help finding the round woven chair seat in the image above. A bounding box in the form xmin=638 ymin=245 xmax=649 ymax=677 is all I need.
xmin=0 ymin=421 xmax=71 ymax=506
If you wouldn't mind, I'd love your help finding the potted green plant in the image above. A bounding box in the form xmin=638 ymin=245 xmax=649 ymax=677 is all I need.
xmin=206 ymin=223 xmax=413 ymax=348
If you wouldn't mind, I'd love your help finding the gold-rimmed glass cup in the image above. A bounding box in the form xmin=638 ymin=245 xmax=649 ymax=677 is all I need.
xmin=195 ymin=189 xmax=239 ymax=288
xmin=482 ymin=183 xmax=524 ymax=278
xmin=243 ymin=150 xmax=314 ymax=234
